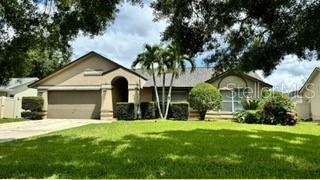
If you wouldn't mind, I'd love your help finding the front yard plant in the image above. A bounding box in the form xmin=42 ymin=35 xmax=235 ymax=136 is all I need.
xmin=21 ymin=97 xmax=45 ymax=120
xmin=235 ymin=91 xmax=297 ymax=125
xmin=189 ymin=83 xmax=223 ymax=120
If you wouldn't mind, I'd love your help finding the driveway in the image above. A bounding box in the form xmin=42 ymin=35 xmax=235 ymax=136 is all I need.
xmin=0 ymin=119 xmax=107 ymax=143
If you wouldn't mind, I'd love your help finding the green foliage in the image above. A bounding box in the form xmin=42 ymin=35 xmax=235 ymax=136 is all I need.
xmin=140 ymin=102 xmax=158 ymax=119
xmin=21 ymin=112 xmax=45 ymax=120
xmin=260 ymin=92 xmax=295 ymax=125
xmin=169 ymin=102 xmax=189 ymax=120
xmin=21 ymin=96 xmax=44 ymax=120
xmin=234 ymin=110 xmax=261 ymax=124
xmin=189 ymin=83 xmax=223 ymax=120
xmin=152 ymin=0 xmax=320 ymax=75
xmin=26 ymin=48 xmax=71 ymax=79
xmin=131 ymin=44 xmax=165 ymax=119
xmin=22 ymin=97 xmax=44 ymax=112
xmin=241 ymin=99 xmax=260 ymax=110
xmin=116 ymin=103 xmax=137 ymax=120
xmin=0 ymin=0 xmax=141 ymax=85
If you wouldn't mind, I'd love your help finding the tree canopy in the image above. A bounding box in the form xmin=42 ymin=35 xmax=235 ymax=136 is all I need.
xmin=152 ymin=0 xmax=320 ymax=75
xmin=0 ymin=0 xmax=141 ymax=85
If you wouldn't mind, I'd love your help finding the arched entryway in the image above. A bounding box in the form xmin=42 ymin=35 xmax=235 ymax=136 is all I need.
xmin=112 ymin=77 xmax=128 ymax=117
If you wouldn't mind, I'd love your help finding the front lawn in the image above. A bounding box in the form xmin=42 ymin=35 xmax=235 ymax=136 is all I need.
xmin=0 ymin=118 xmax=25 ymax=124
xmin=0 ymin=120 xmax=319 ymax=178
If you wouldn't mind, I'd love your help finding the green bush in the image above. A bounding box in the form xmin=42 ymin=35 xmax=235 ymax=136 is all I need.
xmin=170 ymin=102 xmax=189 ymax=120
xmin=189 ymin=83 xmax=223 ymax=120
xmin=116 ymin=103 xmax=137 ymax=120
xmin=234 ymin=110 xmax=261 ymax=124
xmin=260 ymin=92 xmax=294 ymax=125
xmin=21 ymin=111 xmax=45 ymax=120
xmin=241 ymin=99 xmax=260 ymax=110
xmin=22 ymin=97 xmax=44 ymax=112
xmin=140 ymin=102 xmax=158 ymax=119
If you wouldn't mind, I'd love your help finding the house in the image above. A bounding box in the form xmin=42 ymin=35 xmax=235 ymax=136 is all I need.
xmin=29 ymin=51 xmax=272 ymax=120
xmin=0 ymin=78 xmax=38 ymax=98
xmin=298 ymin=67 xmax=320 ymax=120
xmin=0 ymin=78 xmax=38 ymax=118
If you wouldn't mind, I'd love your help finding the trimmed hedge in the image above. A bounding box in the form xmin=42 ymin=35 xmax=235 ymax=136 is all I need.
xmin=21 ymin=111 xmax=45 ymax=120
xmin=22 ymin=97 xmax=44 ymax=112
xmin=170 ymin=102 xmax=189 ymax=120
xmin=116 ymin=102 xmax=137 ymax=120
xmin=140 ymin=102 xmax=158 ymax=119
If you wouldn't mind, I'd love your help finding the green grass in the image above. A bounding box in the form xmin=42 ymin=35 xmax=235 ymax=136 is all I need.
xmin=0 ymin=120 xmax=319 ymax=178
xmin=0 ymin=118 xmax=25 ymax=124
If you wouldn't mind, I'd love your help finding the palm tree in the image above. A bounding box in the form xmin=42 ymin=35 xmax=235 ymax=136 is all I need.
xmin=163 ymin=44 xmax=196 ymax=119
xmin=132 ymin=44 xmax=164 ymax=119
xmin=156 ymin=52 xmax=172 ymax=116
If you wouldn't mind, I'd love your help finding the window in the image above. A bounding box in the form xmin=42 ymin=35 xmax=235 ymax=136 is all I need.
xmin=221 ymin=89 xmax=247 ymax=112
xmin=156 ymin=89 xmax=188 ymax=102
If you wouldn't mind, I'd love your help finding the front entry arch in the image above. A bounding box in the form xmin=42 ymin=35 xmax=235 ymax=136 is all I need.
xmin=111 ymin=77 xmax=128 ymax=116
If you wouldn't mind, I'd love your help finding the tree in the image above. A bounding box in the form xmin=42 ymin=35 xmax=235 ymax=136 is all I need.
xmin=151 ymin=0 xmax=320 ymax=76
xmin=25 ymin=48 xmax=71 ymax=79
xmin=0 ymin=0 xmax=141 ymax=85
xmin=163 ymin=44 xmax=195 ymax=119
xmin=156 ymin=51 xmax=172 ymax=116
xmin=132 ymin=44 xmax=164 ymax=119
xmin=188 ymin=83 xmax=223 ymax=120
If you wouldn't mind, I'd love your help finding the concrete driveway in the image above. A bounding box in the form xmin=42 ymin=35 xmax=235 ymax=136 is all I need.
xmin=0 ymin=119 xmax=107 ymax=143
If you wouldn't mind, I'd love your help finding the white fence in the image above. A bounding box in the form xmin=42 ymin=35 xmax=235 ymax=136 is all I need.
xmin=0 ymin=96 xmax=22 ymax=118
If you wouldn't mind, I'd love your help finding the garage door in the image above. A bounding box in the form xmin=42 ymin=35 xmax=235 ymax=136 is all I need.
xmin=48 ymin=91 xmax=101 ymax=119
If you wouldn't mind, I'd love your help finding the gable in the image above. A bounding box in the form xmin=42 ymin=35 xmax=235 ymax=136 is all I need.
xmin=299 ymin=67 xmax=320 ymax=96
xmin=30 ymin=52 xmax=147 ymax=87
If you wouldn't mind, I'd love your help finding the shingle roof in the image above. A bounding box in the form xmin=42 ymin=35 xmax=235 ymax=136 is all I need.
xmin=135 ymin=68 xmax=271 ymax=87
xmin=0 ymin=78 xmax=39 ymax=91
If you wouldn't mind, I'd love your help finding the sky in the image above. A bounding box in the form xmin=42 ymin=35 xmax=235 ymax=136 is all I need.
xmin=70 ymin=2 xmax=319 ymax=93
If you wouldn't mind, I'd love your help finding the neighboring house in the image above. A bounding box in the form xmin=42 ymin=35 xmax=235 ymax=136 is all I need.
xmin=0 ymin=78 xmax=38 ymax=118
xmin=29 ymin=51 xmax=272 ymax=120
xmin=299 ymin=67 xmax=320 ymax=120
xmin=0 ymin=78 xmax=39 ymax=98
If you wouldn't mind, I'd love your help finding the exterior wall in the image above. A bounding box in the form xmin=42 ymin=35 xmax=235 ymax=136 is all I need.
xmin=301 ymin=72 xmax=320 ymax=120
xmin=210 ymin=74 xmax=268 ymax=99
xmin=295 ymin=102 xmax=311 ymax=120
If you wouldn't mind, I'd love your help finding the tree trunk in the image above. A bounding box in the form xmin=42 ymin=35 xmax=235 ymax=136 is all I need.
xmin=199 ymin=110 xmax=207 ymax=120
xmin=164 ymin=72 xmax=175 ymax=119
xmin=152 ymin=65 xmax=163 ymax=119
xmin=162 ymin=73 xmax=166 ymax=116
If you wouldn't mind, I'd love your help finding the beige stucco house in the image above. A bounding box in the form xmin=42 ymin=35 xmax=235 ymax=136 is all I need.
xmin=298 ymin=67 xmax=320 ymax=120
xmin=29 ymin=51 xmax=272 ymax=120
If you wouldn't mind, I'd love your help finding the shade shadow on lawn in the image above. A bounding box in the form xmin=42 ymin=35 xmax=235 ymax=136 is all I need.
xmin=0 ymin=124 xmax=319 ymax=178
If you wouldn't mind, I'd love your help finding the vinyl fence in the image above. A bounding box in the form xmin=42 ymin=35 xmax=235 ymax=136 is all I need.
xmin=0 ymin=96 xmax=22 ymax=118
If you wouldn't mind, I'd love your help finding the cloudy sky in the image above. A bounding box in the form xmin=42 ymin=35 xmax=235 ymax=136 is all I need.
xmin=70 ymin=2 xmax=319 ymax=93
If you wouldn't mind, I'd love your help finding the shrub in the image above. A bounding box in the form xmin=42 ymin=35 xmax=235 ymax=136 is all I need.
xmin=22 ymin=97 xmax=43 ymax=112
xmin=260 ymin=92 xmax=295 ymax=125
xmin=284 ymin=111 xmax=298 ymax=126
xmin=234 ymin=110 xmax=261 ymax=124
xmin=241 ymin=99 xmax=260 ymax=110
xmin=21 ymin=111 xmax=45 ymax=120
xmin=189 ymin=83 xmax=223 ymax=120
xmin=21 ymin=96 xmax=44 ymax=120
xmin=170 ymin=102 xmax=189 ymax=120
xmin=140 ymin=102 xmax=158 ymax=119
xmin=116 ymin=102 xmax=137 ymax=120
